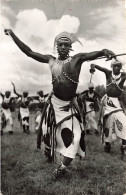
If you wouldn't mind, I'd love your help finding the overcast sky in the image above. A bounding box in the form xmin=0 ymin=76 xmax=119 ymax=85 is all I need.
xmin=0 ymin=0 xmax=126 ymax=95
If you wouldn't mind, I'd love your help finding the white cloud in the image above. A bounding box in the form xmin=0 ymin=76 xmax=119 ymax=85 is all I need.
xmin=0 ymin=8 xmax=81 ymax=93
xmin=14 ymin=9 xmax=80 ymax=53
xmin=0 ymin=4 xmax=126 ymax=94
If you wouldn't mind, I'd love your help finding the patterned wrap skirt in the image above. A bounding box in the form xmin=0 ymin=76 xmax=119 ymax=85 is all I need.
xmin=101 ymin=95 xmax=126 ymax=143
xmin=37 ymin=94 xmax=86 ymax=160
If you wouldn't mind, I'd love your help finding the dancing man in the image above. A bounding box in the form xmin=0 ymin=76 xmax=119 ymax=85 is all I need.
xmin=0 ymin=91 xmax=16 ymax=134
xmin=90 ymin=59 xmax=126 ymax=155
xmin=4 ymin=29 xmax=115 ymax=178
xmin=12 ymin=83 xmax=33 ymax=134
xmin=79 ymin=82 xmax=101 ymax=135
xmin=33 ymin=90 xmax=48 ymax=133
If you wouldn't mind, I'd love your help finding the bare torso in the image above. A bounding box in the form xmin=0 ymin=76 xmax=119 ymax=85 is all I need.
xmin=104 ymin=70 xmax=125 ymax=97
xmin=4 ymin=29 xmax=116 ymax=101
xmin=94 ymin=65 xmax=126 ymax=98
xmin=50 ymin=55 xmax=83 ymax=101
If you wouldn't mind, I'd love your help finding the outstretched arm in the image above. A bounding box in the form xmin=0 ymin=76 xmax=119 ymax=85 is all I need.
xmin=31 ymin=96 xmax=39 ymax=101
xmin=28 ymin=97 xmax=35 ymax=102
xmin=11 ymin=82 xmax=22 ymax=97
xmin=4 ymin=29 xmax=54 ymax=63
xmin=76 ymin=49 xmax=115 ymax=63
xmin=90 ymin=64 xmax=111 ymax=76
xmin=79 ymin=90 xmax=87 ymax=96
xmin=44 ymin=93 xmax=49 ymax=98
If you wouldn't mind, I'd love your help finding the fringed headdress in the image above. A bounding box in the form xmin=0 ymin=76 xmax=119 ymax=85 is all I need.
xmin=111 ymin=58 xmax=123 ymax=68
xmin=53 ymin=31 xmax=83 ymax=53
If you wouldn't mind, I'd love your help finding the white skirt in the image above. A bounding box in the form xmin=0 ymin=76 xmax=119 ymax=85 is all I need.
xmin=2 ymin=108 xmax=13 ymax=125
xmin=42 ymin=95 xmax=85 ymax=159
xmin=102 ymin=95 xmax=126 ymax=142
xmin=20 ymin=107 xmax=29 ymax=119
xmin=85 ymin=111 xmax=97 ymax=130
xmin=2 ymin=108 xmax=13 ymax=131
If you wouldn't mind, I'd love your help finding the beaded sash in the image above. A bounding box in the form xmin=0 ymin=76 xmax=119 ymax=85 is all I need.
xmin=50 ymin=57 xmax=78 ymax=84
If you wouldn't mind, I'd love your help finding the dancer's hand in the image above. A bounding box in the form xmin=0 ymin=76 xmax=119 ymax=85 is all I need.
xmin=102 ymin=49 xmax=115 ymax=61
xmin=4 ymin=29 xmax=12 ymax=36
xmin=90 ymin=64 xmax=96 ymax=73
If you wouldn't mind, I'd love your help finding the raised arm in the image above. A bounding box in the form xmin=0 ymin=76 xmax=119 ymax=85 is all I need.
xmin=90 ymin=64 xmax=111 ymax=76
xmin=4 ymin=29 xmax=54 ymax=63
xmin=0 ymin=92 xmax=4 ymax=99
xmin=11 ymin=82 xmax=22 ymax=98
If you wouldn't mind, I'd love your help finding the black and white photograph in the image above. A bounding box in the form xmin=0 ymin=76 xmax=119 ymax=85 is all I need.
xmin=0 ymin=0 xmax=126 ymax=194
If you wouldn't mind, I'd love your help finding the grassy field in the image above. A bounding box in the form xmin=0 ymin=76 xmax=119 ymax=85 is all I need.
xmin=1 ymin=111 xmax=126 ymax=195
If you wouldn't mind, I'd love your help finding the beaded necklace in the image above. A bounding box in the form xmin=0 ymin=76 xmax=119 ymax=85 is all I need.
xmin=55 ymin=57 xmax=72 ymax=65
xmin=107 ymin=72 xmax=123 ymax=91
xmin=111 ymin=72 xmax=121 ymax=84
xmin=51 ymin=57 xmax=79 ymax=84
xmin=62 ymin=71 xmax=79 ymax=84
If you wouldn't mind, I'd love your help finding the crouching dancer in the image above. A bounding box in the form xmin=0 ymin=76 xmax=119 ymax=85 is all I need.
xmin=91 ymin=60 xmax=126 ymax=156
xmin=4 ymin=29 xmax=115 ymax=178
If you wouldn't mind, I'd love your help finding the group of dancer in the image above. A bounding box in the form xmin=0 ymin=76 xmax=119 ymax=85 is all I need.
xmin=1 ymin=28 xmax=126 ymax=179
xmin=0 ymin=85 xmax=47 ymax=134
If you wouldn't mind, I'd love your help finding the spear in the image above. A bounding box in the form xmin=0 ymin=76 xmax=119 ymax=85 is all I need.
xmin=88 ymin=53 xmax=126 ymax=61
xmin=90 ymin=73 xmax=93 ymax=83
xmin=88 ymin=53 xmax=126 ymax=82
xmin=2 ymin=24 xmax=126 ymax=61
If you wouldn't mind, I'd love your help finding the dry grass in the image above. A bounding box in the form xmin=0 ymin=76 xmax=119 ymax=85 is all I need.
xmin=1 ymin=111 xmax=126 ymax=195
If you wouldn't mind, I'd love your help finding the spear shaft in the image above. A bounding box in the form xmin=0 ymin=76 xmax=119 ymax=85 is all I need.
xmin=89 ymin=53 xmax=126 ymax=61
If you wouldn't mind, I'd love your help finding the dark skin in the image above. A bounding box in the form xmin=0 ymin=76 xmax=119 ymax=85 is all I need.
xmin=11 ymin=83 xmax=47 ymax=109
xmin=89 ymin=87 xmax=94 ymax=93
xmin=4 ymin=29 xmax=115 ymax=101
xmin=4 ymin=29 xmax=115 ymax=166
xmin=32 ymin=92 xmax=48 ymax=110
xmin=79 ymin=88 xmax=101 ymax=113
xmin=33 ymin=91 xmax=48 ymax=101
xmin=0 ymin=92 xmax=17 ymax=106
xmin=91 ymin=63 xmax=126 ymax=97
xmin=81 ymin=88 xmax=101 ymax=100
xmin=0 ymin=92 xmax=11 ymax=99
xmin=11 ymin=83 xmax=33 ymax=108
